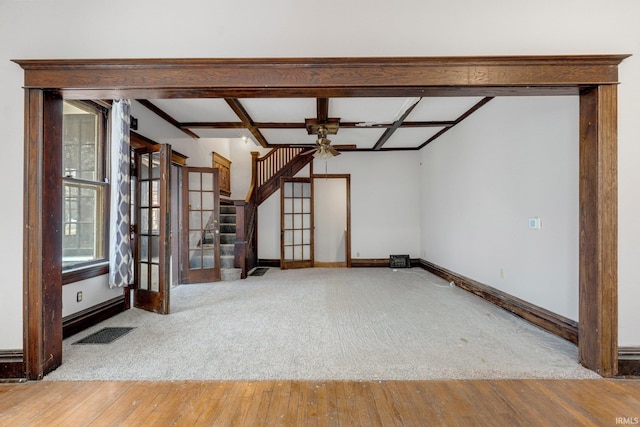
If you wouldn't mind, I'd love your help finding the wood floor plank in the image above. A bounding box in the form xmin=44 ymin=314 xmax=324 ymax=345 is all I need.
xmin=315 ymin=381 xmax=339 ymax=427
xmin=191 ymin=381 xmax=235 ymax=426
xmin=263 ymin=380 xmax=292 ymax=426
xmin=280 ymin=380 xmax=300 ymax=426
xmin=233 ymin=381 xmax=260 ymax=426
xmin=15 ymin=382 xmax=115 ymax=427
xmin=240 ymin=381 xmax=273 ymax=426
xmin=525 ymin=380 xmax=601 ymax=425
xmin=1 ymin=379 xmax=638 ymax=426
xmin=369 ymin=380 xmax=404 ymax=426
xmin=465 ymin=381 xmax=523 ymax=426
xmin=334 ymin=380 xmax=360 ymax=426
xmin=85 ymin=381 xmax=161 ymax=427
xmin=49 ymin=381 xmax=133 ymax=427
xmin=322 ymin=380 xmax=340 ymax=427
xmin=117 ymin=382 xmax=173 ymax=426
xmin=252 ymin=380 xmax=275 ymax=425
xmin=401 ymin=380 xmax=451 ymax=425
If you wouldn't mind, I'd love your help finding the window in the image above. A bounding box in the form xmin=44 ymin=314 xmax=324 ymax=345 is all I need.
xmin=62 ymin=101 xmax=109 ymax=270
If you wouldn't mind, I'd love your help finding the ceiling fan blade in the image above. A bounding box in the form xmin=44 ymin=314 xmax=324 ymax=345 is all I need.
xmin=329 ymin=147 xmax=341 ymax=156
xmin=332 ymin=144 xmax=357 ymax=150
xmin=301 ymin=149 xmax=317 ymax=155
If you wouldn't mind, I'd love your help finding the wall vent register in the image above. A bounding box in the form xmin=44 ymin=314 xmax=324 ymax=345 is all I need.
xmin=389 ymin=255 xmax=411 ymax=268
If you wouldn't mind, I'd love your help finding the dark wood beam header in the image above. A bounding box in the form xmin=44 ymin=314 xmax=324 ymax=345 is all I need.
xmin=13 ymin=55 xmax=629 ymax=96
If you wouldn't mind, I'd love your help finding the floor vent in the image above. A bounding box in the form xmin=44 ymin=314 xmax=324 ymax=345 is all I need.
xmin=389 ymin=255 xmax=411 ymax=269
xmin=73 ymin=327 xmax=135 ymax=345
xmin=250 ymin=267 xmax=269 ymax=277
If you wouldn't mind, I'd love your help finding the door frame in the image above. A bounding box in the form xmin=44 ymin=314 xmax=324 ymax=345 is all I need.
xmin=17 ymin=55 xmax=625 ymax=378
xmin=312 ymin=174 xmax=351 ymax=268
xmin=180 ymin=167 xmax=221 ymax=283
xmin=280 ymin=177 xmax=314 ymax=270
xmin=131 ymin=143 xmax=172 ymax=314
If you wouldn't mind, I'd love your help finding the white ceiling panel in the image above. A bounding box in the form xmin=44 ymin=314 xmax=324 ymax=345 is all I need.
xmin=330 ymin=98 xmax=415 ymax=124
xmin=408 ymin=97 xmax=484 ymax=122
xmin=193 ymin=128 xmax=253 ymax=139
xmin=260 ymin=127 xmax=386 ymax=149
xmin=260 ymin=129 xmax=311 ymax=145
xmin=330 ymin=128 xmax=387 ymax=149
xmin=240 ymin=98 xmax=316 ymax=122
xmin=383 ymin=127 xmax=446 ymax=148
xmin=148 ymin=99 xmax=239 ymax=122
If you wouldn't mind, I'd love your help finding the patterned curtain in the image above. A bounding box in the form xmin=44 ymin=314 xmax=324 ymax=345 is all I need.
xmin=109 ymin=100 xmax=134 ymax=288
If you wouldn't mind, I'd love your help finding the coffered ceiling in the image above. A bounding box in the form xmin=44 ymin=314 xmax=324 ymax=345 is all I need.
xmin=138 ymin=96 xmax=491 ymax=151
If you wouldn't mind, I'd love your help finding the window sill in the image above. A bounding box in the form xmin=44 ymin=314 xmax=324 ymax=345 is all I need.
xmin=62 ymin=262 xmax=109 ymax=285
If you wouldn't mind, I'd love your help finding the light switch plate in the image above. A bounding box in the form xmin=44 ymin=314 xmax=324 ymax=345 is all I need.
xmin=528 ymin=217 xmax=541 ymax=230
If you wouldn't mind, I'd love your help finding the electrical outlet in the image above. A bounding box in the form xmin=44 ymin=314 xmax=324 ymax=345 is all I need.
xmin=77 ymin=291 xmax=83 ymax=302
xmin=499 ymin=268 xmax=505 ymax=279
xmin=356 ymin=252 xmax=360 ymax=257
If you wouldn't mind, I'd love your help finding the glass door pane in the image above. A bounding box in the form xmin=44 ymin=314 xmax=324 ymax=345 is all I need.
xmin=181 ymin=167 xmax=220 ymax=283
xmin=133 ymin=144 xmax=171 ymax=314
xmin=281 ymin=178 xmax=313 ymax=269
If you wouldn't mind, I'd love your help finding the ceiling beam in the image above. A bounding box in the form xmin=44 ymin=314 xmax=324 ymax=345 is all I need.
xmin=178 ymin=120 xmax=455 ymax=130
xmin=417 ymin=97 xmax=494 ymax=149
xmin=59 ymin=86 xmax=581 ymax=100
xmin=317 ymin=98 xmax=329 ymax=122
xmin=372 ymin=98 xmax=421 ymax=150
xmin=225 ymin=98 xmax=269 ymax=147
xmin=18 ymin=55 xmax=627 ymax=91
xmin=135 ymin=99 xmax=199 ymax=139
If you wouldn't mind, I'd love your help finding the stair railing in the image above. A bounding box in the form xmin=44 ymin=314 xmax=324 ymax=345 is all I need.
xmin=234 ymin=147 xmax=308 ymax=278
xmin=255 ymin=147 xmax=305 ymax=187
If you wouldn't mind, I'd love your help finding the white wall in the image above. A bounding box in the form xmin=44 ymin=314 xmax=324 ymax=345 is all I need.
xmin=322 ymin=153 xmax=421 ymax=259
xmin=62 ymin=275 xmax=124 ymax=319
xmin=421 ymin=97 xmax=579 ymax=320
xmin=258 ymin=153 xmax=421 ymax=260
xmin=230 ymin=141 xmax=271 ymax=200
xmin=1 ymin=0 xmax=639 ymax=348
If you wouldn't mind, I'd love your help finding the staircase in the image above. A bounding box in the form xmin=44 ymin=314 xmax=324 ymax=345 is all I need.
xmin=219 ymin=203 xmax=242 ymax=281
xmin=232 ymin=147 xmax=314 ymax=279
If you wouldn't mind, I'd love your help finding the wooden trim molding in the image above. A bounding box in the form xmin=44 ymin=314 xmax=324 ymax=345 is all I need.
xmin=13 ymin=56 xmax=629 ymax=99
xmin=314 ymin=262 xmax=348 ymax=268
xmin=420 ymin=260 xmax=579 ymax=345
xmin=257 ymin=259 xmax=281 ymax=268
xmin=16 ymin=55 xmax=627 ymax=379
xmin=62 ymin=263 xmax=109 ymax=285
xmin=618 ymin=347 xmax=640 ymax=378
xmin=578 ymin=85 xmax=619 ymax=377
xmin=23 ymin=89 xmax=63 ymax=380
xmin=351 ymin=258 xmax=421 ymax=268
xmin=0 ymin=350 xmax=25 ymax=381
xmin=62 ymin=295 xmax=127 ymax=339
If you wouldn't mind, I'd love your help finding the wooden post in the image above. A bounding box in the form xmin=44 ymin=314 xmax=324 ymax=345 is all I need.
xmin=23 ymin=89 xmax=63 ymax=379
xmin=578 ymin=85 xmax=618 ymax=377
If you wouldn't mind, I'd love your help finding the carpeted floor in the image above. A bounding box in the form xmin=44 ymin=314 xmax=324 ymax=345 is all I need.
xmin=45 ymin=268 xmax=599 ymax=381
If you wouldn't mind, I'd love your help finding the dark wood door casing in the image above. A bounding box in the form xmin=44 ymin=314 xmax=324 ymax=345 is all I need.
xmin=23 ymin=89 xmax=63 ymax=380
xmin=17 ymin=55 xmax=628 ymax=378
xmin=181 ymin=167 xmax=221 ymax=284
xmin=579 ymin=85 xmax=619 ymax=377
xmin=132 ymin=144 xmax=172 ymax=315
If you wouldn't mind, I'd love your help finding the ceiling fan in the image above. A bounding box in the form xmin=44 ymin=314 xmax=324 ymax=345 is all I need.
xmin=301 ymin=118 xmax=356 ymax=159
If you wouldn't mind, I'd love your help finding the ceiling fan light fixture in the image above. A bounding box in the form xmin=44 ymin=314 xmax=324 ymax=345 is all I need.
xmin=313 ymin=147 xmax=333 ymax=160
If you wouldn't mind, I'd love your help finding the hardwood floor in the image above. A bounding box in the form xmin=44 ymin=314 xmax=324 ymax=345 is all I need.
xmin=1 ymin=379 xmax=638 ymax=426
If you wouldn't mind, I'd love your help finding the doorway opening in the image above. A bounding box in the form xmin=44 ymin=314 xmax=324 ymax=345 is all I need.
xmin=17 ymin=55 xmax=624 ymax=378
xmin=313 ymin=174 xmax=351 ymax=268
